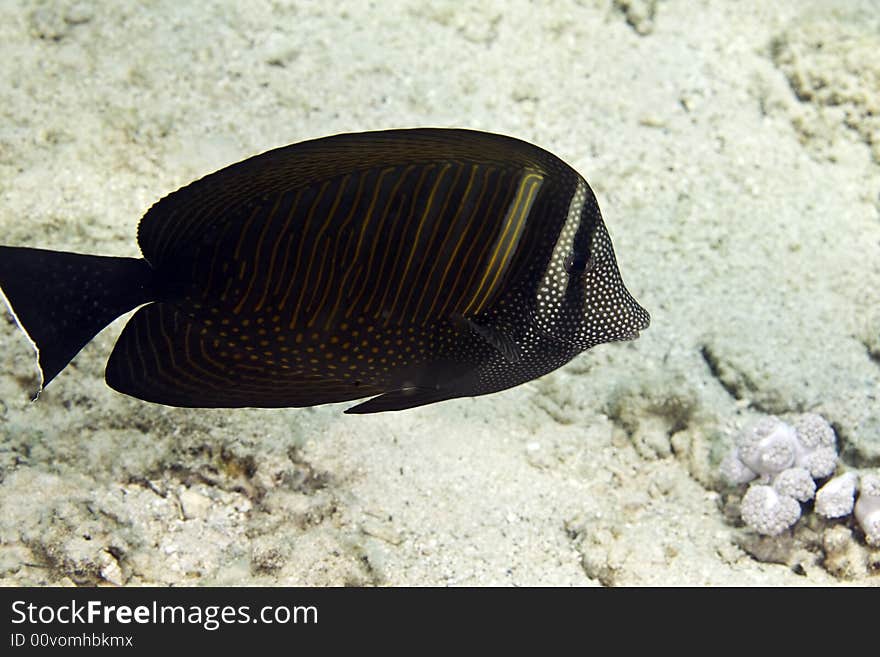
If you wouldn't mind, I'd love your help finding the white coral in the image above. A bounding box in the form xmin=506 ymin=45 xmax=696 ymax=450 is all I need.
xmin=791 ymin=412 xmax=837 ymax=478
xmin=815 ymin=472 xmax=858 ymax=518
xmin=773 ymin=467 xmax=815 ymax=503
xmin=725 ymin=416 xmax=880 ymax=546
xmin=854 ymin=473 xmax=880 ymax=546
xmin=723 ymin=414 xmax=839 ymax=536
xmin=719 ymin=450 xmax=756 ymax=485
xmin=740 ymin=484 xmax=801 ymax=536
xmin=736 ymin=417 xmax=799 ymax=477
xmin=725 ymin=414 xmax=838 ymax=484
xmin=791 ymin=413 xmax=836 ymax=449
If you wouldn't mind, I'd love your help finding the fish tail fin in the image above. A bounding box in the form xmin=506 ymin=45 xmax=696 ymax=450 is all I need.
xmin=0 ymin=246 xmax=154 ymax=396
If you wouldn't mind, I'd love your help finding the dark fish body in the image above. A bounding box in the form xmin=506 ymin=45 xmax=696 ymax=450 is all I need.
xmin=0 ymin=129 xmax=649 ymax=413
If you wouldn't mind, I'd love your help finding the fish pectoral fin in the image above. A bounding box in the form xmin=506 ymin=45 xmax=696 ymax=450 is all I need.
xmin=465 ymin=319 xmax=522 ymax=363
xmin=344 ymin=386 xmax=452 ymax=414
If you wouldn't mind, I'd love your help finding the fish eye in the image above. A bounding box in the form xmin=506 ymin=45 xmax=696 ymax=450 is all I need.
xmin=564 ymin=253 xmax=592 ymax=274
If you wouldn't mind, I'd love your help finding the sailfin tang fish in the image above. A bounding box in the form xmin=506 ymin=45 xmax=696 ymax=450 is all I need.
xmin=0 ymin=129 xmax=649 ymax=413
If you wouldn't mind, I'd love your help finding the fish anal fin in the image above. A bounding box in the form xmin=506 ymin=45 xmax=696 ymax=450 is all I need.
xmin=106 ymin=303 xmax=383 ymax=408
xmin=344 ymin=387 xmax=452 ymax=414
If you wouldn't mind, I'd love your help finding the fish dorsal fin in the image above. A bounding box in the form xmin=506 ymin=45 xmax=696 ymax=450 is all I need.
xmin=137 ymin=129 xmax=558 ymax=267
xmin=137 ymin=129 xmax=576 ymax=332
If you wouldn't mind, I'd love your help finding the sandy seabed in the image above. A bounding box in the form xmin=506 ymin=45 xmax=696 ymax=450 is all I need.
xmin=1 ymin=0 xmax=878 ymax=586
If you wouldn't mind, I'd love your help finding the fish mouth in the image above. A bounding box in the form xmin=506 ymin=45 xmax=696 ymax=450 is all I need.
xmin=617 ymin=305 xmax=650 ymax=341
xmin=632 ymin=305 xmax=651 ymax=332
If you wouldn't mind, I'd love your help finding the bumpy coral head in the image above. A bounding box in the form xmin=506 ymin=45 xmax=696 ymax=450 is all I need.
xmin=740 ymin=484 xmax=801 ymax=536
xmin=855 ymin=473 xmax=880 ymax=546
xmin=738 ymin=418 xmax=799 ymax=477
